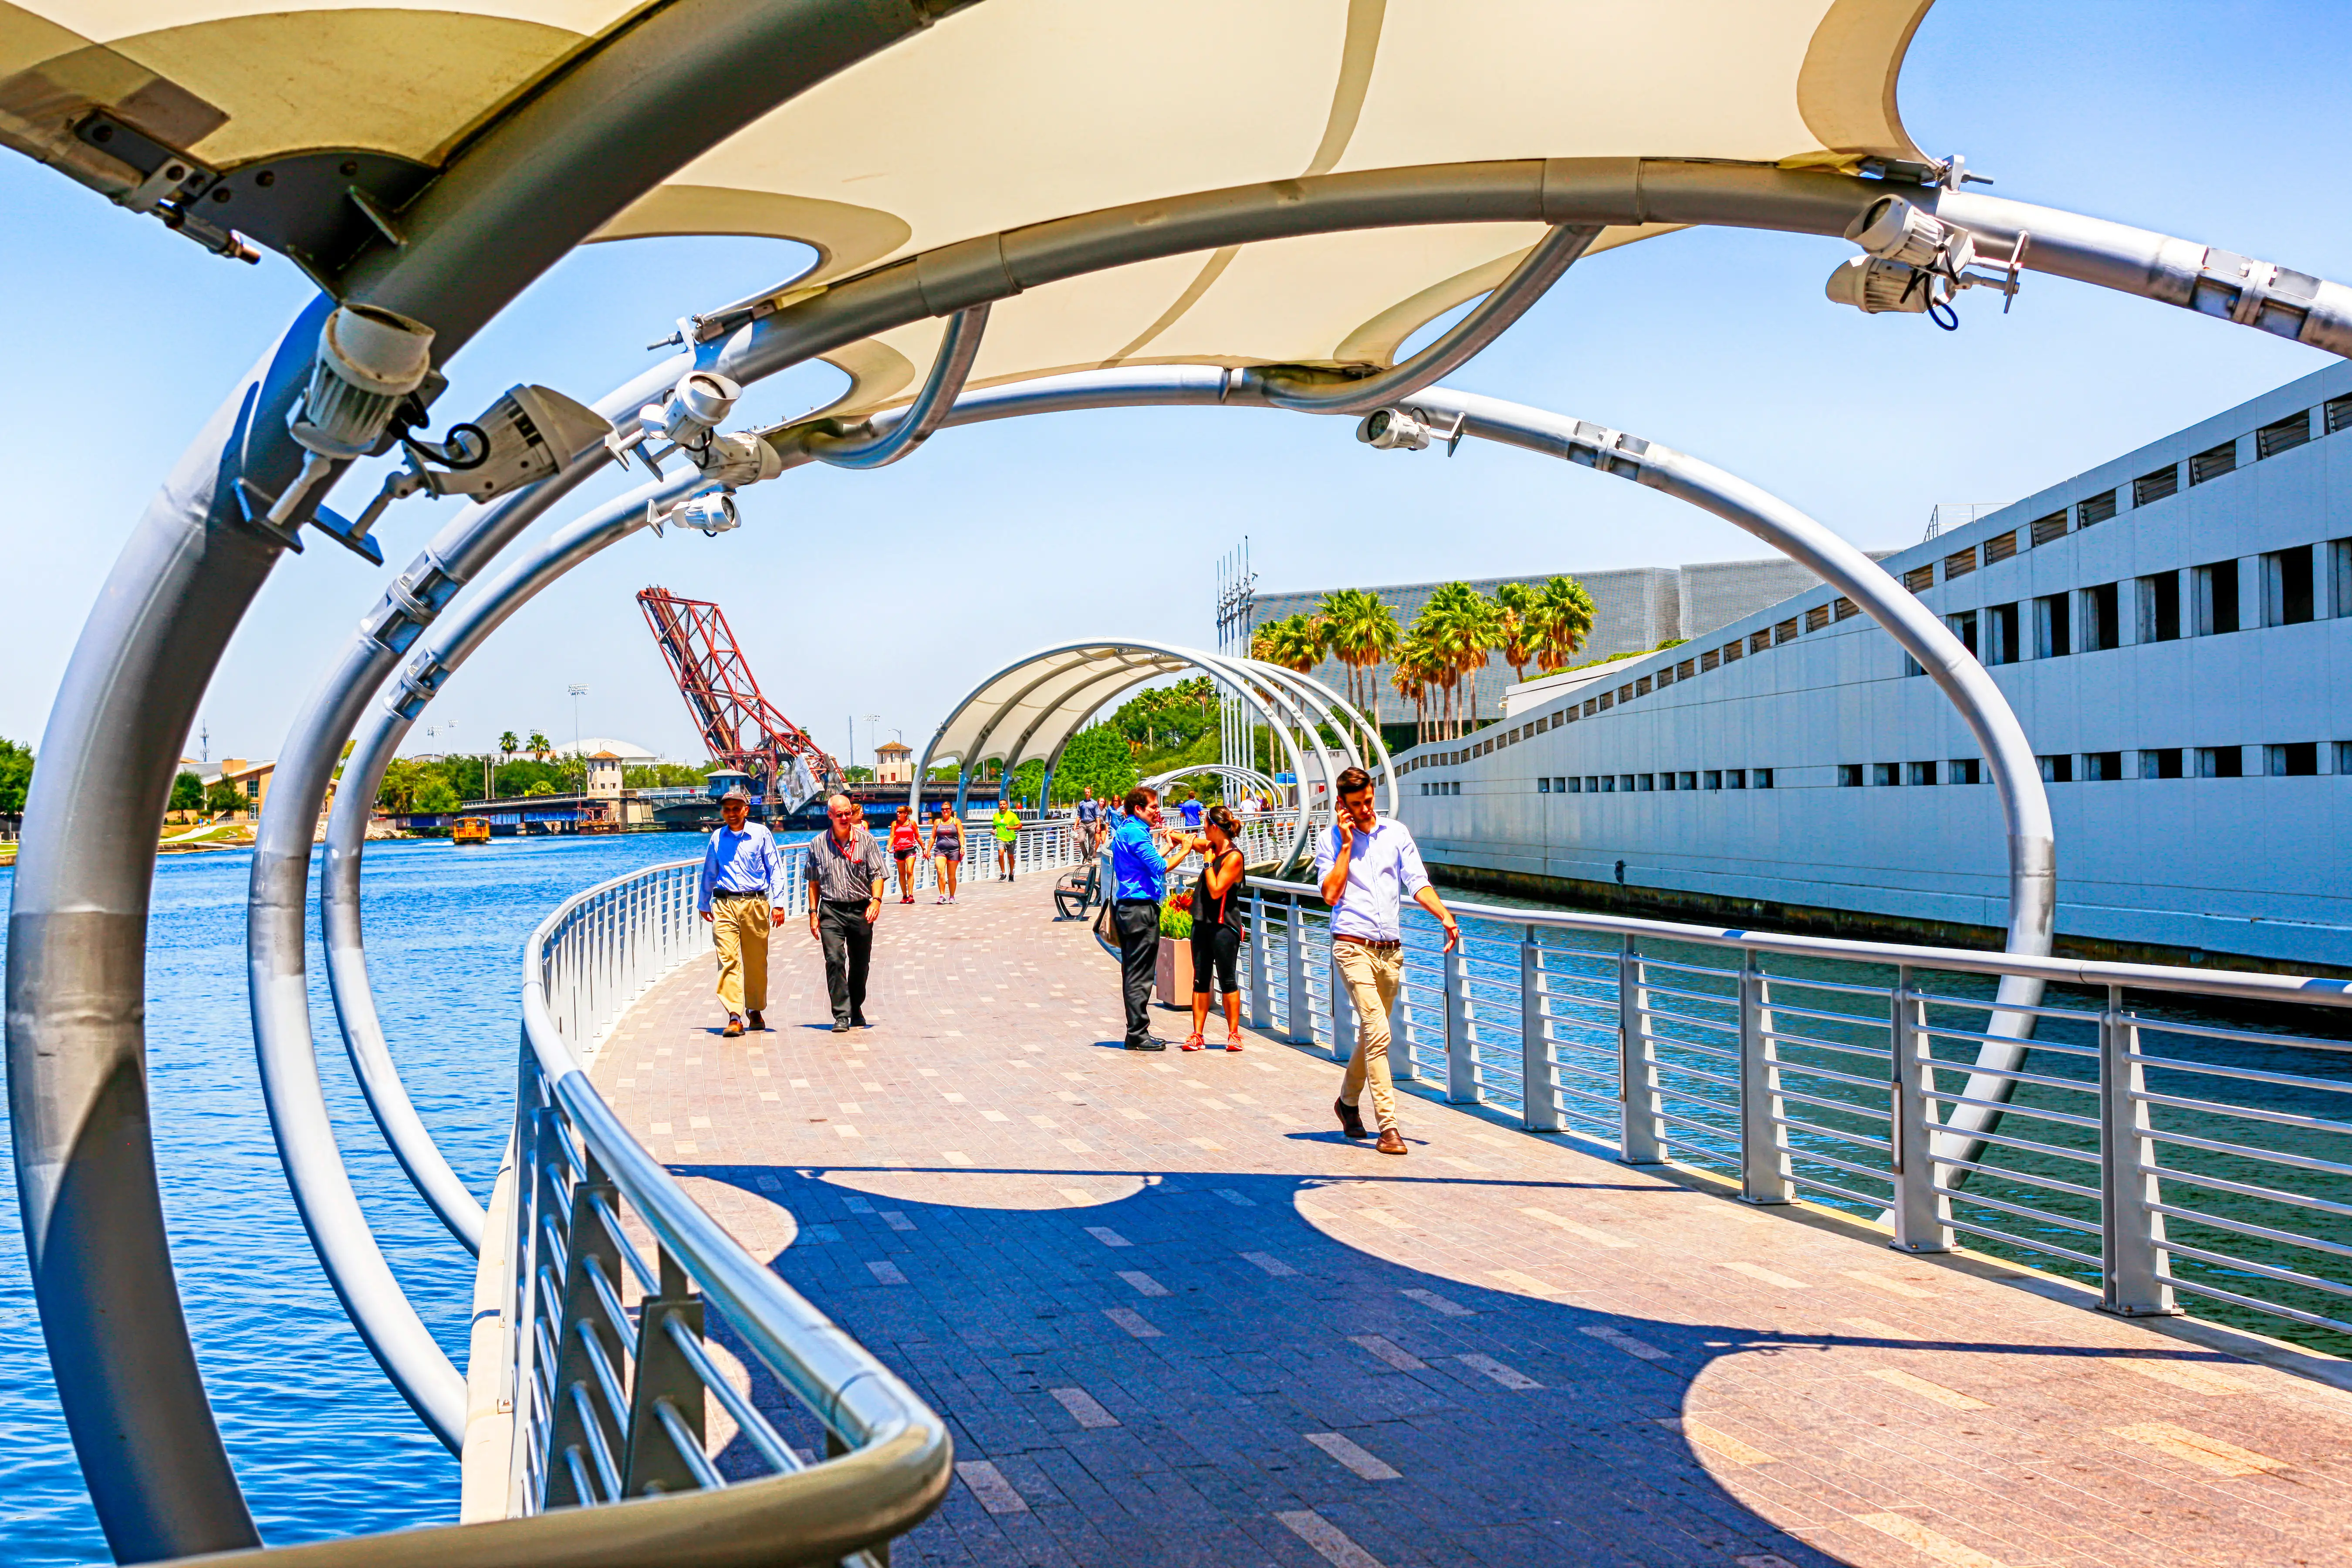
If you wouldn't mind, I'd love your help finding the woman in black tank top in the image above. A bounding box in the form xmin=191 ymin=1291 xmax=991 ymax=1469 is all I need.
xmin=1185 ymin=804 xmax=1248 ymax=1051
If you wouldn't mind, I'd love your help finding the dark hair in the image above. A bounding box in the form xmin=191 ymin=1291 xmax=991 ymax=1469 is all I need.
xmin=1122 ymin=786 xmax=1154 ymax=814
xmin=1335 ymin=766 xmax=1373 ymax=797
xmin=1205 ymin=804 xmax=1239 ymax=837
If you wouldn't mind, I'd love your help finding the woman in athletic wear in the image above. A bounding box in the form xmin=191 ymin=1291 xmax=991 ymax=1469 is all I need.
xmin=889 ymin=804 xmax=922 ymax=903
xmin=928 ymin=804 xmax=964 ymax=904
xmin=1183 ymin=804 xmax=1248 ymax=1051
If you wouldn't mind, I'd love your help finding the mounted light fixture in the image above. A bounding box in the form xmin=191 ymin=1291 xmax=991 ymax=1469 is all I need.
xmin=1355 ymin=406 xmax=1468 ymax=454
xmin=345 ymin=384 xmax=614 ymax=542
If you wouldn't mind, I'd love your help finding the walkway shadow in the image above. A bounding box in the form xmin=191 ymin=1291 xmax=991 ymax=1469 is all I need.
xmin=666 ymin=1159 xmax=2034 ymax=1567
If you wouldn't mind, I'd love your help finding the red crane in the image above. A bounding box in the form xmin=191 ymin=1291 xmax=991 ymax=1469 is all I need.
xmin=636 ymin=586 xmax=838 ymax=802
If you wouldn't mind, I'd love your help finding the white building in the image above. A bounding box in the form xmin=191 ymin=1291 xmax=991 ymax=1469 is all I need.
xmin=1394 ymin=361 xmax=2352 ymax=972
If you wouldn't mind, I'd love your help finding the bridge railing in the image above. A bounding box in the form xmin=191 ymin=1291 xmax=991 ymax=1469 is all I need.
xmin=480 ymin=857 xmax=949 ymax=1555
xmin=1243 ymin=876 xmax=2352 ymax=1352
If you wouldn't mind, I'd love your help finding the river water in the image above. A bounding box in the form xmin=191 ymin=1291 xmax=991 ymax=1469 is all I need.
xmin=0 ymin=833 xmax=745 ymax=1563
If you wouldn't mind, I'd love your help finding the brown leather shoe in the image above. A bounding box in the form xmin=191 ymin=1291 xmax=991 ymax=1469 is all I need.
xmin=1375 ymin=1129 xmax=1407 ymax=1156
xmin=722 ymin=1015 xmax=744 ymax=1037
xmin=747 ymin=1010 xmax=765 ymax=1032
xmin=1334 ymin=1097 xmax=1369 ymax=1140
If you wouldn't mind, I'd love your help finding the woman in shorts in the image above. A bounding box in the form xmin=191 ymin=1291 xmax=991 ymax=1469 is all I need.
xmin=1183 ymin=804 xmax=1248 ymax=1051
xmin=928 ymin=804 xmax=964 ymax=905
xmin=888 ymin=804 xmax=922 ymax=903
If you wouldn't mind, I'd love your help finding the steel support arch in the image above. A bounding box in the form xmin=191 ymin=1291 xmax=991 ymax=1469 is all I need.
xmin=1141 ymin=764 xmax=1285 ymax=805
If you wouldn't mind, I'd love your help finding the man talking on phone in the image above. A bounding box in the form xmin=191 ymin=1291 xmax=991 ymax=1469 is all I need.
xmin=1316 ymin=766 xmax=1459 ymax=1155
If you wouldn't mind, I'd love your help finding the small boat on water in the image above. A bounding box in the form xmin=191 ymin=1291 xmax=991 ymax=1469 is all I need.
xmin=451 ymin=817 xmax=492 ymax=845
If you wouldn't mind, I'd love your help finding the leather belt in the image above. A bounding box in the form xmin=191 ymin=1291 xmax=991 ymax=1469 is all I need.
xmin=1333 ymin=933 xmax=1402 ymax=952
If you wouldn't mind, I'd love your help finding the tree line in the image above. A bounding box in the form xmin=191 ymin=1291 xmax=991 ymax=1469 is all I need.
xmin=1250 ymin=576 xmax=1598 ymax=744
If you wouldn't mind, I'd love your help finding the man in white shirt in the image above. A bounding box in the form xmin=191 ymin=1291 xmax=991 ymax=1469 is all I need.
xmin=1315 ymin=766 xmax=1459 ymax=1155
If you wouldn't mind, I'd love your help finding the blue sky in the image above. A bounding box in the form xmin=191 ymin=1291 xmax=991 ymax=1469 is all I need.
xmin=1 ymin=0 xmax=2346 ymax=770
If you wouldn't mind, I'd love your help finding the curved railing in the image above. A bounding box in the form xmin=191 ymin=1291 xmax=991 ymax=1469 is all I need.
xmin=1243 ymin=875 xmax=2352 ymax=1348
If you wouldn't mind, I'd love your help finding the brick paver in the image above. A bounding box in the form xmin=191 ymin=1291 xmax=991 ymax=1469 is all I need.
xmin=591 ymin=876 xmax=2352 ymax=1568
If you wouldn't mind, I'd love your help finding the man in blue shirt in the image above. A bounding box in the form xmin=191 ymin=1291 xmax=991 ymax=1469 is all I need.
xmin=1177 ymin=790 xmax=1203 ymax=830
xmin=697 ymin=785 xmax=787 ymax=1037
xmin=1107 ymin=785 xmax=1192 ymax=1051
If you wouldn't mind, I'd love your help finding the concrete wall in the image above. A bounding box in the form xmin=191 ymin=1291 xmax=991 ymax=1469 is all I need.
xmin=1392 ymin=360 xmax=2352 ymax=972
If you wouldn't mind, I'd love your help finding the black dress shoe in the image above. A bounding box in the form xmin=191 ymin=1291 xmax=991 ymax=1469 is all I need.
xmin=852 ymin=1013 xmax=870 ymax=1029
xmin=747 ymin=1010 xmax=765 ymax=1031
xmin=1334 ymin=1097 xmax=1369 ymax=1139
xmin=1124 ymin=1037 xmax=1169 ymax=1052
xmin=831 ymin=1021 xmax=851 ymax=1034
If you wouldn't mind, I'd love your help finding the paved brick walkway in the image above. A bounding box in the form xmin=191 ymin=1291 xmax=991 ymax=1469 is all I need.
xmin=591 ymin=876 xmax=2352 ymax=1568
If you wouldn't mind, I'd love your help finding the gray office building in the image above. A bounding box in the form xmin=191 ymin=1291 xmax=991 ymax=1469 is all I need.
xmin=1250 ymin=554 xmax=1884 ymax=725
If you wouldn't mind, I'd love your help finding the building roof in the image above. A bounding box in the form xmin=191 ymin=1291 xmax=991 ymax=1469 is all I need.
xmin=556 ymin=738 xmax=657 ymax=760
xmin=8 ymin=2 xmax=1927 ymax=417
xmin=875 ymin=741 xmax=913 ymax=755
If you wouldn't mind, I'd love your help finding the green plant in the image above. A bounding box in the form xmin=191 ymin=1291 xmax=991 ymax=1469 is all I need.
xmin=0 ymin=736 xmax=31 ymax=815
xmin=1529 ymin=575 xmax=1598 ymax=674
xmin=170 ymin=771 xmax=204 ymax=813
xmin=414 ymin=780 xmax=460 ymax=813
xmin=203 ymin=781 xmax=246 ymax=815
xmin=1158 ymin=895 xmax=1193 ymax=939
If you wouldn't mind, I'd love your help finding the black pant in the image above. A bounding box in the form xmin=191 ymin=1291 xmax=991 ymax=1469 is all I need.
xmin=1112 ymin=899 xmax=1160 ymax=1044
xmin=818 ymin=902 xmax=873 ymax=1024
xmin=1192 ymin=922 xmax=1241 ymax=995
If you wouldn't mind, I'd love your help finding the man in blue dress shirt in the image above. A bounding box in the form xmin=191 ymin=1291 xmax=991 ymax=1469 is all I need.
xmin=697 ymin=785 xmax=787 ymax=1037
xmin=1107 ymin=785 xmax=1192 ymax=1051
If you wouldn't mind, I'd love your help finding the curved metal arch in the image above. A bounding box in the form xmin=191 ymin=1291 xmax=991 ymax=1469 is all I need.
xmin=946 ymin=651 xmax=1188 ymax=820
xmin=1141 ymin=764 xmax=1286 ymax=808
xmin=1241 ymin=661 xmax=1399 ymax=815
xmin=802 ymin=303 xmax=990 ymax=469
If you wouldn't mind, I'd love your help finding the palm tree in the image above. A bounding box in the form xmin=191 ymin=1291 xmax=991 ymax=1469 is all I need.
xmin=1251 ymin=612 xmax=1328 ymax=675
xmin=1494 ymin=581 xmax=1539 ymax=684
xmin=527 ymin=730 xmax=552 ymax=763
xmin=1317 ymin=588 xmax=1400 ymax=717
xmin=1529 ymin=574 xmax=1598 ymax=672
xmin=1414 ymin=582 xmax=1503 ymax=737
xmin=499 ymin=730 xmax=519 ymax=758
xmin=1389 ymin=633 xmax=1442 ymax=747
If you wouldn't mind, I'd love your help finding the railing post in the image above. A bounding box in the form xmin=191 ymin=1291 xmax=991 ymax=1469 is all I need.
xmin=1284 ymin=893 xmax=1311 ymax=1045
xmin=1443 ymin=931 xmax=1479 ymax=1104
xmin=1521 ymin=928 xmax=1563 ymax=1132
xmin=1737 ymin=953 xmax=1792 ymax=1203
xmin=543 ymin=1154 xmax=627 ymax=1508
xmin=1887 ymin=966 xmax=1950 ymax=1253
xmin=1617 ymin=936 xmax=1665 ymax=1164
xmin=1246 ymin=889 xmax=1271 ymax=1030
xmin=2100 ymin=987 xmax=2179 ymax=1316
xmin=622 ymin=1246 xmax=709 ymax=1497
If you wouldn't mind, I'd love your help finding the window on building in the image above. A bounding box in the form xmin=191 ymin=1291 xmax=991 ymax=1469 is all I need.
xmin=1537 ymin=777 xmax=1550 ymax=794
xmin=1754 ymin=768 xmax=1774 ymax=788
xmin=2078 ymin=490 xmax=2119 ymax=527
xmin=1700 ymin=649 xmax=1720 ymax=672
xmin=1838 ymin=764 xmax=1864 ymax=787
xmin=1948 ymin=757 xmax=1982 ymax=784
xmin=1558 ymin=777 xmax=1571 ymax=793
xmin=1583 ymin=698 xmax=1598 ymax=716
xmin=1676 ymin=659 xmax=1695 ymax=680
xmin=1703 ymin=770 xmax=1722 ymax=790
xmin=1727 ymin=770 xmax=1747 ymax=789
xmin=1985 ymin=602 xmax=2020 ymax=665
xmin=1591 ymin=776 xmax=1606 ymax=792
xmin=1903 ymin=564 xmax=1935 ymax=593
xmin=2257 ymin=410 xmax=2313 ymax=459
xmin=1609 ymin=774 xmax=1627 ymax=792
xmin=2138 ymin=573 xmax=2181 ymax=642
xmin=1419 ymin=782 xmax=1429 ymax=796
xmin=1722 ymin=639 xmax=1744 ymax=663
xmin=2197 ymin=747 xmax=2244 ymax=779
xmin=2133 ymin=464 xmax=2180 ymax=507
xmin=2328 ymin=394 xmax=2352 ymax=436
xmin=2140 ymin=748 xmax=2183 ymax=779
xmin=1907 ymin=761 xmax=1939 ymax=786
xmin=2082 ymin=582 xmax=2120 ymax=652
xmin=2195 ymin=560 xmax=2242 ymax=634
xmin=1634 ymin=676 xmax=1652 ymax=696
xmin=1658 ymin=771 xmax=1676 ymax=791
xmin=1678 ymin=771 xmax=1696 ymax=791
xmin=2188 ymin=440 xmax=2238 ymax=485
xmin=1656 ymin=666 xmax=1674 ymax=689
xmin=1598 ymin=693 xmax=1612 ymax=711
xmin=1833 ymin=596 xmax=1858 ymax=620
xmin=2084 ymin=750 xmax=2124 ymax=781
xmin=2038 ymin=754 xmax=2075 ymax=783
xmin=1616 ymin=684 xmax=1634 ymax=704
xmin=1872 ymin=762 xmax=1900 ymax=786
xmin=1982 ymin=531 xmax=2018 ymax=565
xmin=1947 ymin=609 xmax=1979 ymax=659
xmin=1636 ymin=774 xmax=1654 ymax=791
xmin=1749 ymin=629 xmax=1773 ymax=654
xmin=2029 ymin=510 xmax=2068 ymax=546
xmin=1943 ymin=546 xmax=1977 ymax=580
xmin=2264 ymin=548 xmax=2315 ymax=625
xmin=1774 ymin=618 xmax=1799 ymax=645
xmin=2337 ymin=743 xmax=2352 ymax=776
xmin=2268 ymin=742 xmax=2319 ymax=777
xmin=1804 ymin=604 xmax=1830 ymax=632
xmin=2034 ymin=592 xmax=2072 ymax=658
xmin=1533 ymin=716 xmax=1548 ymax=734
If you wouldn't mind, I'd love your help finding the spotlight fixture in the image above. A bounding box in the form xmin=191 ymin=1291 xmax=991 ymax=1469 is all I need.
xmin=1355 ymin=406 xmax=1469 ymax=455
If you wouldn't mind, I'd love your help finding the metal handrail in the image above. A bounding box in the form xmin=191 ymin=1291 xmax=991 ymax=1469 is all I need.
xmin=1245 ymin=873 xmax=2352 ymax=1345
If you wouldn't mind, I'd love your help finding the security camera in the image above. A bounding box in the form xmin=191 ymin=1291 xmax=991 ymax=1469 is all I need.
xmin=666 ymin=491 xmax=740 ymax=537
xmin=613 ymin=371 xmax=742 ymax=473
xmin=1355 ymin=406 xmax=1470 ymax=455
xmin=1825 ymin=255 xmax=1932 ymax=314
xmin=345 ymin=384 xmax=615 ymax=539
xmin=1846 ymin=195 xmax=1974 ymax=274
xmin=695 ymin=430 xmax=781 ymax=490
xmin=264 ymin=304 xmax=436 ymax=527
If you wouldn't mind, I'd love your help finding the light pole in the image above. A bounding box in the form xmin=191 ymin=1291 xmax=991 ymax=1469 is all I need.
xmin=861 ymin=714 xmax=879 ymax=784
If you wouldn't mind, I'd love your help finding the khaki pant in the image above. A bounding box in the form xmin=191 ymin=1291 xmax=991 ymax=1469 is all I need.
xmin=1334 ymin=940 xmax=1402 ymax=1132
xmin=711 ymin=894 xmax=770 ymax=1017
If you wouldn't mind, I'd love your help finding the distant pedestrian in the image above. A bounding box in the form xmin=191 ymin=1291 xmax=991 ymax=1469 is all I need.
xmin=1177 ymin=789 xmax=1203 ymax=830
xmin=1075 ymin=787 xmax=1101 ymax=855
xmin=928 ymin=804 xmax=963 ymax=904
xmin=993 ymin=800 xmax=1021 ymax=881
xmin=696 ymin=785 xmax=787 ymax=1038
xmin=1182 ymin=804 xmax=1247 ymax=1051
xmin=888 ymin=804 xmax=922 ymax=903
xmin=1317 ymin=766 xmax=1458 ymax=1155
xmin=1107 ymin=786 xmax=1193 ymax=1051
xmin=807 ymin=793 xmax=888 ymax=1033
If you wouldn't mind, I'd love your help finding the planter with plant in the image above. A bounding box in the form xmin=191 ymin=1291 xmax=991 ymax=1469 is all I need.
xmin=1154 ymin=893 xmax=1193 ymax=1005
